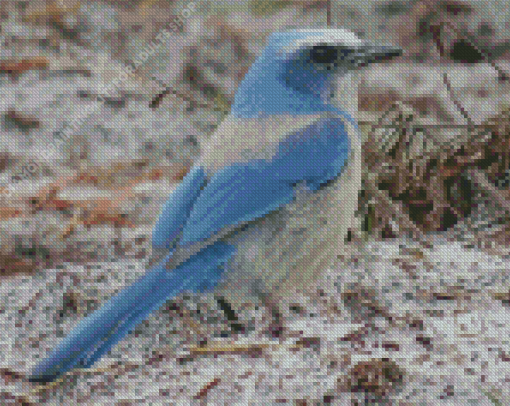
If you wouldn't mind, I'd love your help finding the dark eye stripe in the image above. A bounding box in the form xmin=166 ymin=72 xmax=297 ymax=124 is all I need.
xmin=309 ymin=46 xmax=338 ymax=64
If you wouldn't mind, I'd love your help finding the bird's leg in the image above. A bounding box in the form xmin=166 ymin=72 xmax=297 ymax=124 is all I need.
xmin=215 ymin=296 xmax=245 ymax=335
xmin=184 ymin=293 xmax=285 ymax=359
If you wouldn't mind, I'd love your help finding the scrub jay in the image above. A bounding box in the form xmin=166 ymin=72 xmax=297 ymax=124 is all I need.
xmin=29 ymin=28 xmax=401 ymax=383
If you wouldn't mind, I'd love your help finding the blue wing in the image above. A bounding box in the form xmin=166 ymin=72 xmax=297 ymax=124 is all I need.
xmin=179 ymin=117 xmax=350 ymax=245
xmin=153 ymin=117 xmax=350 ymax=246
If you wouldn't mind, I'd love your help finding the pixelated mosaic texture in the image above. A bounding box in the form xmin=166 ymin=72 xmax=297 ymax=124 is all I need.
xmin=0 ymin=0 xmax=510 ymax=403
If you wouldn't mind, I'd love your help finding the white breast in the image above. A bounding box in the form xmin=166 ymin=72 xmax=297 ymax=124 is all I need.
xmin=215 ymin=115 xmax=362 ymax=306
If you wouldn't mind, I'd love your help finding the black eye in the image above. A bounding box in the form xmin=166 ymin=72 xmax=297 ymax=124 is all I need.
xmin=310 ymin=46 xmax=338 ymax=64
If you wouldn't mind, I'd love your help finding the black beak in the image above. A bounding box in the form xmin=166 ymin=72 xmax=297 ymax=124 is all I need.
xmin=362 ymin=44 xmax=403 ymax=64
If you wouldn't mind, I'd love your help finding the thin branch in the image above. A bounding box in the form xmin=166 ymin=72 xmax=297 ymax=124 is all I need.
xmin=442 ymin=72 xmax=474 ymax=128
xmin=326 ymin=0 xmax=331 ymax=27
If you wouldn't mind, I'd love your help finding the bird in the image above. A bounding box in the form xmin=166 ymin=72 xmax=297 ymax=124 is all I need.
xmin=29 ymin=28 xmax=401 ymax=384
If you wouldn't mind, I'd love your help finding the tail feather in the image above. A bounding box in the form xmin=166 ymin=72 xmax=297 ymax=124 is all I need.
xmin=29 ymin=243 xmax=235 ymax=384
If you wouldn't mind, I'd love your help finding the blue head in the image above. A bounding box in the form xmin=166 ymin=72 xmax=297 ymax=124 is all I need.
xmin=231 ymin=28 xmax=401 ymax=118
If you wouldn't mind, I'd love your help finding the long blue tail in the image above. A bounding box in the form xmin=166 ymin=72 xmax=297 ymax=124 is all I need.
xmin=29 ymin=242 xmax=235 ymax=383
